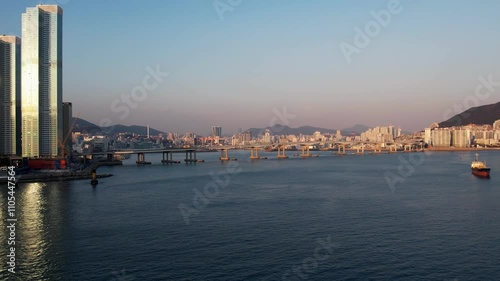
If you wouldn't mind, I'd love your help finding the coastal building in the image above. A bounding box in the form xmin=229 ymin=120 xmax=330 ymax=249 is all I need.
xmin=263 ymin=129 xmax=271 ymax=143
xmin=451 ymin=129 xmax=470 ymax=148
xmin=21 ymin=5 xmax=63 ymax=157
xmin=212 ymin=126 xmax=222 ymax=137
xmin=244 ymin=131 xmax=252 ymax=142
xmin=62 ymin=102 xmax=72 ymax=156
xmin=431 ymin=128 xmax=451 ymax=147
xmin=493 ymin=119 xmax=500 ymax=130
xmin=0 ymin=35 xmax=21 ymax=156
xmin=360 ymin=125 xmax=397 ymax=142
xmin=424 ymin=128 xmax=431 ymax=145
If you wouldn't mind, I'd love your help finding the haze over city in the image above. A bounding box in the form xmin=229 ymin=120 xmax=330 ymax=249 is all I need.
xmin=2 ymin=0 xmax=500 ymax=134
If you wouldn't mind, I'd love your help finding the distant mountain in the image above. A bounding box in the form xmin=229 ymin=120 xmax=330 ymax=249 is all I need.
xmin=245 ymin=124 xmax=370 ymax=136
xmin=340 ymin=124 xmax=370 ymax=136
xmin=439 ymin=101 xmax=500 ymax=128
xmin=72 ymin=118 xmax=165 ymax=135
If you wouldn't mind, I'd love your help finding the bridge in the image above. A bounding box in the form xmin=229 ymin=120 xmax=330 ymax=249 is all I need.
xmin=82 ymin=140 xmax=424 ymax=165
xmin=207 ymin=140 xmax=424 ymax=160
xmin=84 ymin=148 xmax=199 ymax=165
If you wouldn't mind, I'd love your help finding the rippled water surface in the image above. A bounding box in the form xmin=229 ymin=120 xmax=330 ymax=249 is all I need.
xmin=1 ymin=151 xmax=500 ymax=280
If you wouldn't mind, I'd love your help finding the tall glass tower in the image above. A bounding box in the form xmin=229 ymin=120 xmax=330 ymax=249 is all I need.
xmin=21 ymin=5 xmax=63 ymax=157
xmin=0 ymin=35 xmax=21 ymax=156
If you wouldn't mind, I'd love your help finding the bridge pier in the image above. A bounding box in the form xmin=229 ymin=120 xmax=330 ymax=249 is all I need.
xmin=277 ymin=145 xmax=288 ymax=159
xmin=220 ymin=149 xmax=230 ymax=161
xmin=337 ymin=144 xmax=346 ymax=155
xmin=185 ymin=150 xmax=198 ymax=163
xmin=404 ymin=144 xmax=411 ymax=153
xmin=389 ymin=145 xmax=397 ymax=153
xmin=356 ymin=143 xmax=365 ymax=155
xmin=250 ymin=147 xmax=260 ymax=159
xmin=136 ymin=153 xmax=151 ymax=165
xmin=300 ymin=145 xmax=311 ymax=158
xmin=162 ymin=152 xmax=175 ymax=164
xmin=374 ymin=144 xmax=382 ymax=154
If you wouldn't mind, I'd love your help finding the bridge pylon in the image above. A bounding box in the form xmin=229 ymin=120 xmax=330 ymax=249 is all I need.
xmin=250 ymin=147 xmax=260 ymax=159
xmin=300 ymin=145 xmax=311 ymax=158
xmin=337 ymin=144 xmax=346 ymax=155
xmin=277 ymin=145 xmax=288 ymax=159
xmin=220 ymin=149 xmax=230 ymax=161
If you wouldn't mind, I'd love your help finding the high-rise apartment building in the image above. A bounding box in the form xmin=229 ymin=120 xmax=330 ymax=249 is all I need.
xmin=21 ymin=5 xmax=63 ymax=157
xmin=212 ymin=126 xmax=222 ymax=137
xmin=0 ymin=35 xmax=21 ymax=156
xmin=62 ymin=102 xmax=72 ymax=156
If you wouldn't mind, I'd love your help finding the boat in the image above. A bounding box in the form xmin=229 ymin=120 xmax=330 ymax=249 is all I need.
xmin=471 ymin=153 xmax=490 ymax=178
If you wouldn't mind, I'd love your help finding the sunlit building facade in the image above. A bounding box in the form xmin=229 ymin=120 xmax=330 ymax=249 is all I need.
xmin=0 ymin=35 xmax=21 ymax=156
xmin=21 ymin=5 xmax=63 ymax=157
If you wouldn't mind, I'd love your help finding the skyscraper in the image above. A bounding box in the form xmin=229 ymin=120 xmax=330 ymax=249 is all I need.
xmin=0 ymin=35 xmax=21 ymax=156
xmin=62 ymin=102 xmax=72 ymax=156
xmin=21 ymin=5 xmax=63 ymax=157
xmin=212 ymin=126 xmax=222 ymax=137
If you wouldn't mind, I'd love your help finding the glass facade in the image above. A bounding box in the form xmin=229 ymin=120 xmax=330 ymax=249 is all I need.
xmin=21 ymin=5 xmax=63 ymax=157
xmin=0 ymin=36 xmax=21 ymax=156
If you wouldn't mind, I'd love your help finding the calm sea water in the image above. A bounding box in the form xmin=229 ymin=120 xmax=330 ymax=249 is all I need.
xmin=1 ymin=150 xmax=500 ymax=281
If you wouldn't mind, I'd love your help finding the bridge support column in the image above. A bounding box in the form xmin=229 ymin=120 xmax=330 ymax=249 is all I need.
xmin=277 ymin=145 xmax=288 ymax=159
xmin=220 ymin=149 xmax=230 ymax=161
xmin=389 ymin=145 xmax=397 ymax=153
xmin=300 ymin=146 xmax=311 ymax=158
xmin=374 ymin=144 xmax=382 ymax=154
xmin=357 ymin=144 xmax=364 ymax=155
xmin=137 ymin=153 xmax=150 ymax=165
xmin=184 ymin=151 xmax=197 ymax=163
xmin=338 ymin=144 xmax=346 ymax=155
xmin=404 ymin=145 xmax=411 ymax=152
xmin=250 ymin=147 xmax=259 ymax=159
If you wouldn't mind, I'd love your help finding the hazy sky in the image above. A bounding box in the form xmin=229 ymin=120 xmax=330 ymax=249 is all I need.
xmin=2 ymin=0 xmax=500 ymax=135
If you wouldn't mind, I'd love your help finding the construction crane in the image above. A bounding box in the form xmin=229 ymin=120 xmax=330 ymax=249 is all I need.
xmin=58 ymin=112 xmax=80 ymax=158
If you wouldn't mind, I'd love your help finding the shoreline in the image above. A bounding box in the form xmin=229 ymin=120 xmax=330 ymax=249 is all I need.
xmin=0 ymin=172 xmax=113 ymax=184
xmin=425 ymin=147 xmax=500 ymax=152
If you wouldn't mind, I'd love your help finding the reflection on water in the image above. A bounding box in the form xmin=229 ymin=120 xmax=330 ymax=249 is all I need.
xmin=0 ymin=181 xmax=71 ymax=281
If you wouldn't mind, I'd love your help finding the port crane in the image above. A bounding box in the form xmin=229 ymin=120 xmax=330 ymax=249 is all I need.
xmin=58 ymin=112 xmax=80 ymax=157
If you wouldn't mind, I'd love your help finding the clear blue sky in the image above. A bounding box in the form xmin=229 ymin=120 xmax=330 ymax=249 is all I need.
xmin=2 ymin=0 xmax=500 ymax=135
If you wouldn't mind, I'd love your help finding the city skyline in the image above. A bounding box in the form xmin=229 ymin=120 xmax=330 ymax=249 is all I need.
xmin=1 ymin=1 xmax=500 ymax=134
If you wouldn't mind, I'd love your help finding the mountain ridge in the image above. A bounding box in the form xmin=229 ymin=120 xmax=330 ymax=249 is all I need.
xmin=439 ymin=101 xmax=500 ymax=128
xmin=245 ymin=124 xmax=371 ymax=136
xmin=72 ymin=118 xmax=165 ymax=136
